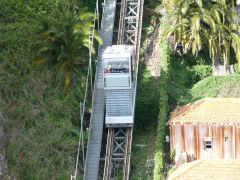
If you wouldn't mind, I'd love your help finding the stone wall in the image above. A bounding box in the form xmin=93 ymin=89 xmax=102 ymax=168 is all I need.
xmin=212 ymin=65 xmax=235 ymax=76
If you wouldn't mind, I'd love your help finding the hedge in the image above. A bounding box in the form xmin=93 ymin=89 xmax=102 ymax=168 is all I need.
xmin=153 ymin=39 xmax=170 ymax=180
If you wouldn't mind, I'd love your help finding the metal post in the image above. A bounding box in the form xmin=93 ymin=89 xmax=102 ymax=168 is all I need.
xmin=89 ymin=35 xmax=93 ymax=94
xmin=80 ymin=102 xmax=85 ymax=165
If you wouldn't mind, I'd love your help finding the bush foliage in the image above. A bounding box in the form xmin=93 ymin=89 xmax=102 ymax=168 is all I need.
xmin=154 ymin=39 xmax=170 ymax=180
xmin=182 ymin=74 xmax=240 ymax=104
xmin=166 ymin=52 xmax=212 ymax=105
xmin=0 ymin=0 xmax=98 ymax=179
xmin=191 ymin=65 xmax=212 ymax=83
xmin=135 ymin=62 xmax=159 ymax=130
xmin=154 ymin=39 xmax=213 ymax=179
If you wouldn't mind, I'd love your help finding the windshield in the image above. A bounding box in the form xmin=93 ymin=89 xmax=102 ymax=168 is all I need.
xmin=104 ymin=58 xmax=129 ymax=74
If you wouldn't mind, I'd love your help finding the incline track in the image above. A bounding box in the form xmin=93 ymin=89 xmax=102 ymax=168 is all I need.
xmin=117 ymin=0 xmax=126 ymax=44
xmin=83 ymin=0 xmax=117 ymax=179
xmin=122 ymin=128 xmax=132 ymax=180
xmin=103 ymin=128 xmax=114 ymax=180
xmin=82 ymin=0 xmax=144 ymax=179
xmin=103 ymin=128 xmax=133 ymax=180
xmin=103 ymin=0 xmax=144 ymax=179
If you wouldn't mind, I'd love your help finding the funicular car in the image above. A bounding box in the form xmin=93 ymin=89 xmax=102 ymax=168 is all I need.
xmin=102 ymin=45 xmax=136 ymax=127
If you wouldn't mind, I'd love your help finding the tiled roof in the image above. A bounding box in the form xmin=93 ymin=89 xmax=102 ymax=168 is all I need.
xmin=169 ymin=159 xmax=240 ymax=180
xmin=169 ymin=98 xmax=240 ymax=123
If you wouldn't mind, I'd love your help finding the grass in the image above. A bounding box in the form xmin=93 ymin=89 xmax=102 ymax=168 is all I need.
xmin=2 ymin=71 xmax=87 ymax=179
xmin=0 ymin=0 xmax=93 ymax=179
xmin=182 ymin=74 xmax=240 ymax=104
xmin=130 ymin=61 xmax=159 ymax=179
xmin=130 ymin=127 xmax=156 ymax=180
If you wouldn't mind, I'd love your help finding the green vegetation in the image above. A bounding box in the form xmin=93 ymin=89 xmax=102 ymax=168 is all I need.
xmin=162 ymin=0 xmax=240 ymax=66
xmin=183 ymin=74 xmax=240 ymax=103
xmin=0 ymin=0 xmax=98 ymax=179
xmin=34 ymin=6 xmax=101 ymax=90
xmin=154 ymin=39 xmax=170 ymax=180
xmin=135 ymin=62 xmax=159 ymax=130
xmin=167 ymin=53 xmax=212 ymax=105
xmin=153 ymin=39 xmax=213 ymax=179
xmin=131 ymin=62 xmax=159 ymax=179
xmin=130 ymin=129 xmax=156 ymax=179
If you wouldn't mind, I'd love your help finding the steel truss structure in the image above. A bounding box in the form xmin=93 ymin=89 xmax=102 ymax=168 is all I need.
xmin=103 ymin=0 xmax=144 ymax=179
xmin=72 ymin=0 xmax=144 ymax=179
xmin=118 ymin=0 xmax=140 ymax=45
xmin=103 ymin=128 xmax=132 ymax=180
xmin=124 ymin=0 xmax=139 ymax=45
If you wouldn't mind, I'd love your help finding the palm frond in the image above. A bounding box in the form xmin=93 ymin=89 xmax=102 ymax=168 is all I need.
xmin=34 ymin=6 xmax=99 ymax=91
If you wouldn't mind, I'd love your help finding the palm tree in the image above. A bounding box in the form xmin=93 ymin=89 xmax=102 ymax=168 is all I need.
xmin=162 ymin=0 xmax=240 ymax=68
xmin=34 ymin=7 xmax=101 ymax=90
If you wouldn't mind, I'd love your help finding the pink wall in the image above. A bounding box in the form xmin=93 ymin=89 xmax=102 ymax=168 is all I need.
xmin=170 ymin=122 xmax=240 ymax=161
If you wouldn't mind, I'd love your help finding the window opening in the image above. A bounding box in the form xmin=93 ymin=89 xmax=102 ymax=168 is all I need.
xmin=205 ymin=140 xmax=212 ymax=149
xmin=204 ymin=137 xmax=212 ymax=149
xmin=104 ymin=59 xmax=129 ymax=74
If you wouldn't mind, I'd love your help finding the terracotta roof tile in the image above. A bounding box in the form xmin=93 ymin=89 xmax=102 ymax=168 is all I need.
xmin=169 ymin=98 xmax=240 ymax=123
xmin=169 ymin=160 xmax=240 ymax=180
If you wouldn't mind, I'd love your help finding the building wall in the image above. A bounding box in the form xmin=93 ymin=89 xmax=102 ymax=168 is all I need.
xmin=170 ymin=123 xmax=240 ymax=162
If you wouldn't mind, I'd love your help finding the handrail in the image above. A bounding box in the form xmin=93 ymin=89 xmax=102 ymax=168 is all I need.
xmin=71 ymin=0 xmax=100 ymax=179
xmin=83 ymin=0 xmax=106 ymax=179
xmin=72 ymin=0 xmax=144 ymax=178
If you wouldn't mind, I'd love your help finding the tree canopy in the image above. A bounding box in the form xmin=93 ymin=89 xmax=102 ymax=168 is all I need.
xmin=34 ymin=6 xmax=101 ymax=90
xmin=162 ymin=0 xmax=240 ymax=67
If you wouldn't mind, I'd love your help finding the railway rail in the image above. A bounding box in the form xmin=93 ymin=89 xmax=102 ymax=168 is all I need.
xmin=103 ymin=0 xmax=144 ymax=179
xmin=72 ymin=0 xmax=144 ymax=179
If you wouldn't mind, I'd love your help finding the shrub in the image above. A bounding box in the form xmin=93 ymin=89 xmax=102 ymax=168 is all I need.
xmin=135 ymin=62 xmax=159 ymax=129
xmin=153 ymin=39 xmax=170 ymax=180
xmin=234 ymin=63 xmax=240 ymax=74
xmin=167 ymin=54 xmax=192 ymax=104
xmin=191 ymin=65 xmax=212 ymax=83
xmin=182 ymin=74 xmax=240 ymax=104
xmin=0 ymin=0 xmax=94 ymax=179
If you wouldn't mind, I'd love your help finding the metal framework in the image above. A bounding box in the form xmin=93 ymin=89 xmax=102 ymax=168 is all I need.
xmin=103 ymin=128 xmax=132 ymax=180
xmin=103 ymin=0 xmax=143 ymax=179
xmin=124 ymin=0 xmax=139 ymax=45
xmin=71 ymin=0 xmax=144 ymax=179
xmin=118 ymin=0 xmax=140 ymax=45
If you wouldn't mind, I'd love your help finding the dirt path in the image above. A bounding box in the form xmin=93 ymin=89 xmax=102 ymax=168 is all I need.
xmin=144 ymin=23 xmax=162 ymax=77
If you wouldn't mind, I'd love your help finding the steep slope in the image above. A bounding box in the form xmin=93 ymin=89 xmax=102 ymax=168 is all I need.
xmin=183 ymin=74 xmax=240 ymax=104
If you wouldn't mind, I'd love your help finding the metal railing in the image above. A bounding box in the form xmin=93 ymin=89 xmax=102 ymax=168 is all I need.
xmin=71 ymin=0 xmax=101 ymax=179
xmin=71 ymin=0 xmax=144 ymax=178
xmin=102 ymin=0 xmax=144 ymax=179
